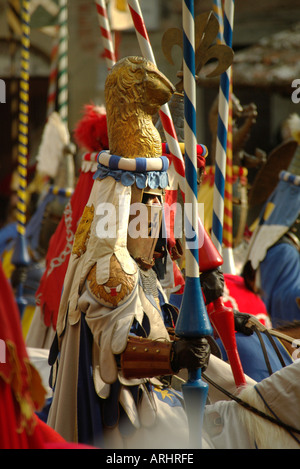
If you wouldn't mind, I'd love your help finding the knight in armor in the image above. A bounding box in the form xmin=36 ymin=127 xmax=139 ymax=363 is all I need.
xmin=46 ymin=57 xmax=212 ymax=449
xmin=1 ymin=112 xmax=76 ymax=338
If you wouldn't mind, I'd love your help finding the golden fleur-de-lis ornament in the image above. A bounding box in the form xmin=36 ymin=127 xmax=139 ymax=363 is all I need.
xmin=161 ymin=11 xmax=234 ymax=92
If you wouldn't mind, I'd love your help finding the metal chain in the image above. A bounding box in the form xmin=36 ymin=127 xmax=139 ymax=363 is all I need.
xmin=46 ymin=200 xmax=74 ymax=277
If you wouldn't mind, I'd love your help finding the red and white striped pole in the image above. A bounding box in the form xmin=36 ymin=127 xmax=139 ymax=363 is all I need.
xmin=95 ymin=0 xmax=116 ymax=70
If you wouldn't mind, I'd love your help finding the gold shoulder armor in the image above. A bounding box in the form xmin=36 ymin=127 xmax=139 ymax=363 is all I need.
xmin=86 ymin=254 xmax=137 ymax=308
xmin=72 ymin=204 xmax=94 ymax=257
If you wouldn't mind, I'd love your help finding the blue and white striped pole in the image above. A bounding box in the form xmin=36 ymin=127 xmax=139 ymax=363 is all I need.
xmin=175 ymin=0 xmax=213 ymax=449
xmin=213 ymin=0 xmax=236 ymax=274
xmin=213 ymin=0 xmax=224 ymax=44
xmin=211 ymin=0 xmax=235 ymax=254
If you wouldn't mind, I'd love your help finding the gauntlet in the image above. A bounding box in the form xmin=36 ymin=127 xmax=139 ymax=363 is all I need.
xmin=120 ymin=335 xmax=210 ymax=379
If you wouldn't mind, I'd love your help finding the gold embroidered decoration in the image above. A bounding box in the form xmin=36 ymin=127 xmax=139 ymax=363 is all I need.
xmin=87 ymin=254 xmax=136 ymax=307
xmin=72 ymin=204 xmax=94 ymax=257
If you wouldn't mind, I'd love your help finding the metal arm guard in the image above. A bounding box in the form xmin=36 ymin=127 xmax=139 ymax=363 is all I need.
xmin=120 ymin=336 xmax=174 ymax=379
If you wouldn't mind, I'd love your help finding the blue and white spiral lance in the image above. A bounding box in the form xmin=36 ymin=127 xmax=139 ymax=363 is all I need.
xmin=211 ymin=0 xmax=235 ymax=254
xmin=175 ymin=0 xmax=213 ymax=449
xmin=213 ymin=0 xmax=224 ymax=44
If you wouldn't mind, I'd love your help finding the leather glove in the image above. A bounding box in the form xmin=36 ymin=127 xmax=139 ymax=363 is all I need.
xmin=233 ymin=310 xmax=254 ymax=336
xmin=171 ymin=337 xmax=210 ymax=373
xmin=200 ymin=268 xmax=224 ymax=305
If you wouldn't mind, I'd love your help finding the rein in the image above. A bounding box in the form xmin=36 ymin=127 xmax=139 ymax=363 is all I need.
xmin=245 ymin=315 xmax=299 ymax=375
xmin=252 ymin=326 xmax=287 ymax=375
xmin=201 ymin=316 xmax=300 ymax=445
xmin=203 ymin=372 xmax=300 ymax=446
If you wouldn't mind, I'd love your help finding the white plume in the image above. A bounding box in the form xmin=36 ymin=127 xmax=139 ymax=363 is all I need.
xmin=286 ymin=113 xmax=300 ymax=131
xmin=282 ymin=113 xmax=300 ymax=144
xmin=36 ymin=112 xmax=70 ymax=178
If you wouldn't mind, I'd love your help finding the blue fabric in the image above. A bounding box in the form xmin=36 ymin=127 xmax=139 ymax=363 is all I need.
xmin=257 ymin=176 xmax=300 ymax=230
xmin=0 ymin=222 xmax=17 ymax=255
xmin=135 ymin=172 xmax=147 ymax=189
xmin=198 ymin=144 xmax=208 ymax=156
xmin=159 ymin=171 xmax=169 ymax=188
xmin=35 ymin=398 xmax=52 ymax=423
xmin=259 ymin=242 xmax=300 ymax=327
xmin=147 ymin=171 xmax=160 ymax=189
xmin=130 ymin=313 xmax=151 ymax=337
xmin=0 ymin=188 xmax=71 ymax=259
xmin=76 ymin=312 xmax=152 ymax=446
xmin=77 ymin=313 xmax=104 ymax=447
xmin=25 ymin=192 xmax=55 ymax=252
xmin=23 ymin=261 xmax=45 ymax=305
xmin=169 ymin=293 xmax=183 ymax=310
xmin=93 ymin=164 xmax=169 ymax=189
xmin=135 ymin=157 xmax=147 ymax=173
xmin=121 ymin=170 xmax=136 ymax=186
xmin=160 ymin=156 xmax=169 ymax=172
xmin=108 ymin=154 xmax=121 ymax=169
xmin=160 ymin=302 xmax=178 ymax=329
xmin=153 ymin=386 xmax=183 ymax=408
xmin=216 ymin=331 xmax=293 ymax=382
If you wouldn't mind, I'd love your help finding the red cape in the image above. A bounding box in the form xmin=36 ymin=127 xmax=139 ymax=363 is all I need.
xmin=223 ymin=273 xmax=270 ymax=327
xmin=0 ymin=260 xmax=96 ymax=449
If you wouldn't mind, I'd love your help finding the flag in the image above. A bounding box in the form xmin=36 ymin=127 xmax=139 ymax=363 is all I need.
xmin=31 ymin=0 xmax=59 ymax=26
xmin=7 ymin=0 xmax=60 ymax=36
xmin=247 ymin=170 xmax=300 ymax=270
xmin=108 ymin=0 xmax=134 ymax=31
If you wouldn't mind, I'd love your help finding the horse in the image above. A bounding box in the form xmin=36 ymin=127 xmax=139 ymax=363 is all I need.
xmin=202 ymin=319 xmax=300 ymax=449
